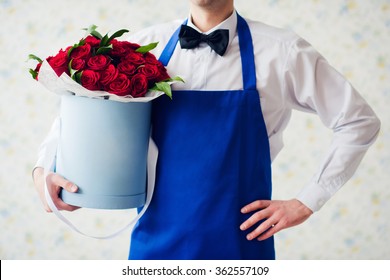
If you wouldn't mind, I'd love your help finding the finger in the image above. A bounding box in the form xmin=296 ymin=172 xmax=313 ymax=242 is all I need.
xmin=241 ymin=200 xmax=271 ymax=213
xmin=46 ymin=190 xmax=79 ymax=212
xmin=240 ymin=208 xmax=271 ymax=231
xmin=55 ymin=199 xmax=80 ymax=212
xmin=246 ymin=219 xmax=278 ymax=241
xmin=48 ymin=174 xmax=78 ymax=193
xmin=257 ymin=223 xmax=280 ymax=241
xmin=42 ymin=184 xmax=71 ymax=210
xmin=45 ymin=174 xmax=79 ymax=211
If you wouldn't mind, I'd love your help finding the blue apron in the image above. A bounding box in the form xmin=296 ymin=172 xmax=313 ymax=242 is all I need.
xmin=129 ymin=14 xmax=275 ymax=260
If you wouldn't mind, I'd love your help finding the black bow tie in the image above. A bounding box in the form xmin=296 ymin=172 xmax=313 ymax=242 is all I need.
xmin=178 ymin=25 xmax=229 ymax=56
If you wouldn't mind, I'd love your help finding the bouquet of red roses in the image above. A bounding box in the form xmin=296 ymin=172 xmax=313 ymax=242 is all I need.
xmin=28 ymin=25 xmax=183 ymax=214
xmin=29 ymin=25 xmax=182 ymax=99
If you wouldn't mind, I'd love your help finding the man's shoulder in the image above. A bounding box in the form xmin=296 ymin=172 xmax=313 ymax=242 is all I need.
xmin=128 ymin=20 xmax=183 ymax=45
xmin=245 ymin=17 xmax=299 ymax=45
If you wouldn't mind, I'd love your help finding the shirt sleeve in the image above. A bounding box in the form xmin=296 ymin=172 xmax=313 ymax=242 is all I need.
xmin=282 ymin=38 xmax=381 ymax=212
xmin=34 ymin=116 xmax=60 ymax=171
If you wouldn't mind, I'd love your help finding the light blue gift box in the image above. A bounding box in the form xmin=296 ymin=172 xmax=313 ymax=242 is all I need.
xmin=56 ymin=94 xmax=151 ymax=209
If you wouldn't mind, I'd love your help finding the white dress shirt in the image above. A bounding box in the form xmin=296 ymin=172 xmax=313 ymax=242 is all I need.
xmin=36 ymin=11 xmax=380 ymax=212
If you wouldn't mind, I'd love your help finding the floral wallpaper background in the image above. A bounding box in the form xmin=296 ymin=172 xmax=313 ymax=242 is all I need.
xmin=0 ymin=0 xmax=389 ymax=259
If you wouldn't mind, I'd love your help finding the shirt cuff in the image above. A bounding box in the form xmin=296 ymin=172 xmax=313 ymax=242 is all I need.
xmin=296 ymin=180 xmax=333 ymax=212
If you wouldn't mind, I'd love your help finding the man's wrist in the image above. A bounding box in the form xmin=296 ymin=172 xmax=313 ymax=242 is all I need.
xmin=32 ymin=166 xmax=44 ymax=185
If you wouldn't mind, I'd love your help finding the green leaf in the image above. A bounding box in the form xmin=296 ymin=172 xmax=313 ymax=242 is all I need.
xmin=96 ymin=44 xmax=113 ymax=55
xmin=82 ymin=25 xmax=102 ymax=39
xmin=90 ymin=30 xmax=103 ymax=39
xmin=27 ymin=54 xmax=43 ymax=63
xmin=74 ymin=71 xmax=83 ymax=84
xmin=29 ymin=68 xmax=38 ymax=79
xmin=107 ymin=29 xmax=129 ymax=44
xmin=68 ymin=59 xmax=78 ymax=79
xmin=100 ymin=33 xmax=110 ymax=47
xmin=136 ymin=42 xmax=158 ymax=54
xmin=168 ymin=76 xmax=185 ymax=83
xmin=150 ymin=76 xmax=184 ymax=98
xmin=152 ymin=81 xmax=172 ymax=99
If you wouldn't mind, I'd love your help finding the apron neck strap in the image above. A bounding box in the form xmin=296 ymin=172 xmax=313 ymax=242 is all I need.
xmin=159 ymin=18 xmax=187 ymax=67
xmin=236 ymin=13 xmax=256 ymax=90
xmin=159 ymin=13 xmax=257 ymax=91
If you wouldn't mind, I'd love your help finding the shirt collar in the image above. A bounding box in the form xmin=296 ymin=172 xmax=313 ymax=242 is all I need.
xmin=187 ymin=10 xmax=237 ymax=48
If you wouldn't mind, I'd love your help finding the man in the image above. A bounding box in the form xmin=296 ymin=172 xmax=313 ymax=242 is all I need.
xmin=33 ymin=0 xmax=380 ymax=259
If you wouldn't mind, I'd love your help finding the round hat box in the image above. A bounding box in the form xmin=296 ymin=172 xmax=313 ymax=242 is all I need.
xmin=56 ymin=94 xmax=151 ymax=209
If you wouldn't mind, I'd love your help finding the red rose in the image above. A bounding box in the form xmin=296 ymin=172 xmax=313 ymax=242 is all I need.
xmin=144 ymin=52 xmax=160 ymax=65
xmin=131 ymin=73 xmax=148 ymax=97
xmin=100 ymin=64 xmax=118 ymax=86
xmin=117 ymin=60 xmax=136 ymax=76
xmin=143 ymin=54 xmax=170 ymax=81
xmin=110 ymin=40 xmax=140 ymax=57
xmin=69 ymin=43 xmax=91 ymax=60
xmin=146 ymin=62 xmax=170 ymax=82
xmin=156 ymin=63 xmax=170 ymax=81
xmin=81 ymin=70 xmax=100 ymax=90
xmin=71 ymin=58 xmax=85 ymax=71
xmin=87 ymin=54 xmax=111 ymax=71
xmin=137 ymin=64 xmax=161 ymax=84
xmin=46 ymin=49 xmax=69 ymax=76
xmin=106 ymin=73 xmax=132 ymax=96
xmin=123 ymin=51 xmax=145 ymax=66
xmin=84 ymin=35 xmax=100 ymax=48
